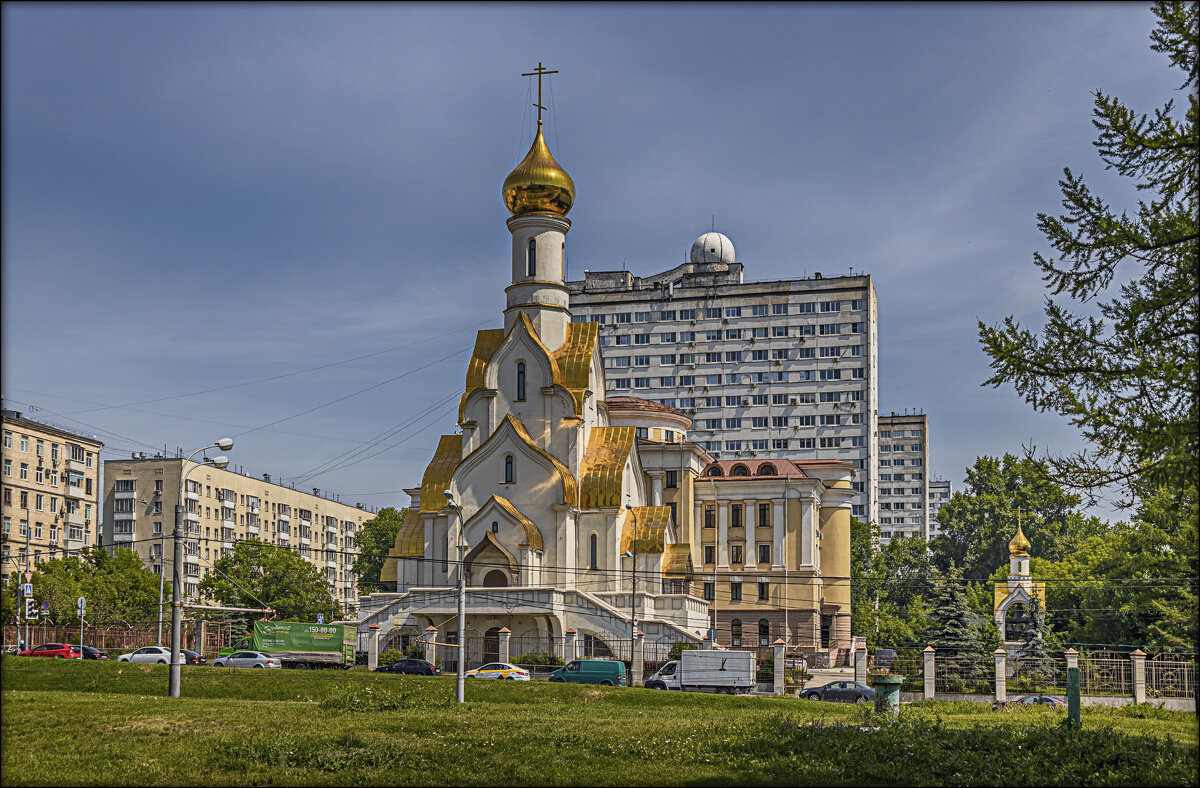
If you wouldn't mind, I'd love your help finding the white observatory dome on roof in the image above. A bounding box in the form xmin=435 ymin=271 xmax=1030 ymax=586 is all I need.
xmin=690 ymin=232 xmax=735 ymax=264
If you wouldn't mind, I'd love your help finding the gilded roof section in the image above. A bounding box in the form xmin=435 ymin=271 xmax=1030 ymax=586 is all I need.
xmin=489 ymin=495 xmax=544 ymax=551
xmin=579 ymin=427 xmax=636 ymax=509
xmin=552 ymin=321 xmax=598 ymax=415
xmin=499 ymin=414 xmax=579 ymax=506
xmin=420 ymin=435 xmax=463 ymax=513
xmin=458 ymin=329 xmax=505 ymax=423
xmin=620 ymin=506 xmax=670 ymax=554
xmin=662 ymin=543 xmax=693 ymax=578
xmin=394 ymin=508 xmax=425 ymax=558
xmin=515 ymin=312 xmax=563 ymax=381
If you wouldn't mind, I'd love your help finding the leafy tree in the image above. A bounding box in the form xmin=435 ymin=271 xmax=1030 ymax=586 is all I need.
xmin=930 ymin=454 xmax=1107 ymax=580
xmin=351 ymin=507 xmax=406 ymax=593
xmin=197 ymin=540 xmax=335 ymax=630
xmin=28 ymin=547 xmax=165 ymax=625
xmin=850 ymin=517 xmax=934 ymax=648
xmin=978 ymin=2 xmax=1198 ymax=501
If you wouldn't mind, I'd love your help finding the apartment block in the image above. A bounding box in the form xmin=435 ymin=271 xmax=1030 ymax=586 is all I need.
xmin=876 ymin=412 xmax=929 ymax=541
xmin=102 ymin=457 xmax=374 ymax=613
xmin=2 ymin=408 xmax=104 ymax=582
xmin=567 ymin=232 xmax=879 ymax=523
xmin=928 ymin=477 xmax=953 ymax=538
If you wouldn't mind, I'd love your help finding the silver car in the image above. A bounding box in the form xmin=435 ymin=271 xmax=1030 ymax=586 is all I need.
xmin=211 ymin=650 xmax=281 ymax=669
xmin=117 ymin=646 xmax=185 ymax=665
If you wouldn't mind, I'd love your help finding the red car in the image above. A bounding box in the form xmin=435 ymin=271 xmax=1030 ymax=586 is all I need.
xmin=18 ymin=643 xmax=82 ymax=659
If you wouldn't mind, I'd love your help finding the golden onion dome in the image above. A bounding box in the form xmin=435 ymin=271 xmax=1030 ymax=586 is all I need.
xmin=1009 ymin=523 xmax=1031 ymax=556
xmin=503 ymin=123 xmax=574 ymax=217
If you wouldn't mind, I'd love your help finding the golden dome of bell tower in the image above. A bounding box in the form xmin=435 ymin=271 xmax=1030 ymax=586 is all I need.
xmin=503 ymin=63 xmax=574 ymax=217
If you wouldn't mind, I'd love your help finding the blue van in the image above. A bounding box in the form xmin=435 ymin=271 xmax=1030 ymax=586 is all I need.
xmin=550 ymin=659 xmax=627 ymax=686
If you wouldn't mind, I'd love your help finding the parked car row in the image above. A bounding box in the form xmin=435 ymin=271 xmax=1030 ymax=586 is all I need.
xmin=15 ymin=644 xmax=208 ymax=664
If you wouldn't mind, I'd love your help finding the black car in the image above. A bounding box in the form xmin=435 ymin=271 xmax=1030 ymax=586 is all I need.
xmin=78 ymin=645 xmax=109 ymax=660
xmin=800 ymin=680 xmax=877 ymax=704
xmin=181 ymin=649 xmax=207 ymax=666
xmin=375 ymin=658 xmax=441 ymax=676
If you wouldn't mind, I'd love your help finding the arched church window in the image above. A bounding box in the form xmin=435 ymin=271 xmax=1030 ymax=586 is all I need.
xmin=504 ymin=455 xmax=514 ymax=484
xmin=758 ymin=619 xmax=770 ymax=646
xmin=588 ymin=533 xmax=598 ymax=570
xmin=758 ymin=464 xmax=777 ymax=476
xmin=732 ymin=465 xmax=750 ymax=477
xmin=516 ymin=362 xmax=526 ymax=401
xmin=707 ymin=467 xmax=723 ymax=477
xmin=491 ymin=521 xmax=499 ymax=534
xmin=730 ymin=619 xmax=742 ymax=647
xmin=527 ymin=238 xmax=537 ymax=277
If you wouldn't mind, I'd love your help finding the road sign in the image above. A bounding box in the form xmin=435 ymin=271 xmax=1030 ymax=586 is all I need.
xmin=24 ymin=571 xmax=33 ymax=583
xmin=77 ymin=596 xmax=87 ymax=617
xmin=317 ymin=614 xmax=325 ymax=625
xmin=40 ymin=601 xmax=49 ymax=613
xmin=22 ymin=583 xmax=33 ymax=597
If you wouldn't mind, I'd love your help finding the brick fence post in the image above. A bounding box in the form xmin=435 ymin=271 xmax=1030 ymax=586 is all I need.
xmin=1130 ymin=649 xmax=1146 ymax=704
xmin=994 ymin=648 xmax=1007 ymax=704
xmin=498 ymin=627 xmax=511 ymax=665
xmin=565 ymin=628 xmax=577 ymax=661
xmin=367 ymin=624 xmax=380 ymax=671
xmin=773 ymin=638 xmax=786 ymax=696
xmin=854 ymin=642 xmax=868 ymax=685
xmin=923 ymin=646 xmax=936 ymax=700
xmin=424 ymin=625 xmax=438 ymax=665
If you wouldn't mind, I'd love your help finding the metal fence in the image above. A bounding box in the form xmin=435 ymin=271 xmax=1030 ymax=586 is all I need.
xmin=1006 ymin=653 xmax=1066 ymax=695
xmin=2 ymin=620 xmax=236 ymax=657
xmin=1148 ymin=653 xmax=1197 ymax=699
xmin=934 ymin=648 xmax=992 ymax=695
xmin=1079 ymin=650 xmax=1132 ymax=697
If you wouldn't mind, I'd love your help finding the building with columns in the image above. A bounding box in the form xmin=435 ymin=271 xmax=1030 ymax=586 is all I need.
xmin=359 ymin=84 xmax=856 ymax=665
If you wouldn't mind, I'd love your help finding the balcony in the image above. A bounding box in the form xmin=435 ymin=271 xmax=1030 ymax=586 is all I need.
xmin=249 ymin=505 xmax=260 ymax=515
xmin=325 ymin=521 xmax=338 ymax=534
xmin=221 ymin=499 xmax=235 ymax=510
xmin=65 ymin=485 xmax=85 ymax=501
xmin=326 ymin=557 xmax=338 ymax=569
xmin=186 ymin=490 xmax=200 ymax=501
xmin=299 ymin=536 xmax=310 ymax=546
xmin=112 ymin=530 xmax=135 ymax=542
xmin=246 ymin=524 xmax=259 ymax=536
xmin=65 ymin=458 xmax=86 ymax=473
xmin=278 ymin=513 xmax=290 ymax=522
xmin=185 ymin=512 xmax=200 ymax=524
xmin=184 ymin=552 xmax=200 ymax=564
xmin=65 ymin=511 xmax=86 ymax=528
xmin=221 ymin=516 xmax=235 ymax=528
xmin=114 ymin=489 xmax=136 ymax=500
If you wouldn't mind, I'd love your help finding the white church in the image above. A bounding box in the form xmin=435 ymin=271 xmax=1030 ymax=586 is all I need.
xmin=357 ymin=78 xmax=859 ymax=668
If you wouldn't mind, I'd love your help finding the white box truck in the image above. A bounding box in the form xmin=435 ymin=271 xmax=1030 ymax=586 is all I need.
xmin=645 ymin=649 xmax=757 ymax=694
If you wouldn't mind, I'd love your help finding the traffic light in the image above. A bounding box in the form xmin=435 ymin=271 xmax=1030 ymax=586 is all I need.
xmin=24 ymin=597 xmax=36 ymax=620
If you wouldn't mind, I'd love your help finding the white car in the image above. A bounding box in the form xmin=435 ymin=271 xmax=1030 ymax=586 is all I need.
xmin=211 ymin=650 xmax=281 ymax=669
xmin=465 ymin=662 xmax=531 ymax=680
xmin=117 ymin=646 xmax=185 ymax=665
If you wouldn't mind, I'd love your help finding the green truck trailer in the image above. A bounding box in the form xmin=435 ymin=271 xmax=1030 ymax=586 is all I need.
xmin=218 ymin=621 xmax=354 ymax=669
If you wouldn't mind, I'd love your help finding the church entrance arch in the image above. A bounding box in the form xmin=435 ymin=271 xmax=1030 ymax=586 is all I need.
xmin=484 ymin=570 xmax=509 ymax=588
xmin=464 ymin=532 xmax=519 ymax=588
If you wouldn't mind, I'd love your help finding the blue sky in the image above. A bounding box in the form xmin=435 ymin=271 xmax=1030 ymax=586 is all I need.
xmin=1 ymin=2 xmax=1178 ymax=518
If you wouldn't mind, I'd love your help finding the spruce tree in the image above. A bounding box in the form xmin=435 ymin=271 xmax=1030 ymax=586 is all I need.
xmin=1015 ymin=593 xmax=1054 ymax=691
xmin=925 ymin=569 xmax=990 ymax=691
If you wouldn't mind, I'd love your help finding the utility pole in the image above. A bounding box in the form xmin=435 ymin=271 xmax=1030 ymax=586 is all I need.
xmin=24 ymin=507 xmax=31 ymax=651
xmin=624 ymin=505 xmax=639 ymax=663
xmin=443 ymin=491 xmax=466 ymax=704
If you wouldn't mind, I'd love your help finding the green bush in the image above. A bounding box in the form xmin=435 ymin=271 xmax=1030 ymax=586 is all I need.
xmin=512 ymin=650 xmax=562 ymax=667
xmin=403 ymin=641 xmax=425 ymax=660
xmin=377 ymin=649 xmax=403 ymax=667
xmin=668 ymin=641 xmax=698 ymax=661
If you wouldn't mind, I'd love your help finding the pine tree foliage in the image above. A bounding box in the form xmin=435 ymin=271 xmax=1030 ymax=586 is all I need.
xmin=978 ymin=2 xmax=1198 ymax=502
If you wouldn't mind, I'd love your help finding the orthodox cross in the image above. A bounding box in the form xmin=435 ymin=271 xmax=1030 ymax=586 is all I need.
xmin=522 ymin=62 xmax=558 ymax=126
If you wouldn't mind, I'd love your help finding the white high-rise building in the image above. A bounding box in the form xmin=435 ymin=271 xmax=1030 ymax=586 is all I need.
xmin=928 ymin=477 xmax=953 ymax=539
xmin=876 ymin=412 xmax=929 ymax=541
xmin=567 ymin=233 xmax=879 ymax=523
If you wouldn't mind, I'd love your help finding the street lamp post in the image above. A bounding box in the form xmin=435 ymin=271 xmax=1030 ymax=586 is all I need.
xmin=443 ymin=490 xmax=466 ymax=704
xmin=169 ymin=439 xmax=233 ymax=698
xmin=624 ymin=504 xmax=638 ymax=665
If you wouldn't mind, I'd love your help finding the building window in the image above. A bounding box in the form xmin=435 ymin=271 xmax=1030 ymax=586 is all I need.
xmin=588 ymin=533 xmax=598 ymax=570
xmin=730 ymin=583 xmax=742 ymax=602
xmin=703 ymin=582 xmax=714 ymax=601
xmin=516 ymin=362 xmax=526 ymax=401
xmin=730 ymin=544 xmax=743 ymax=564
xmin=730 ymin=618 xmax=742 ymax=646
xmin=704 ymin=505 xmax=715 ymax=527
xmin=758 ymin=543 xmax=771 ymax=564
xmin=758 ymin=618 xmax=770 ymax=645
xmin=664 ymin=470 xmax=677 ymax=489
xmin=703 ymin=545 xmax=715 ymax=564
xmin=504 ymin=455 xmax=514 ymax=484
xmin=731 ymin=504 xmax=743 ymax=527
xmin=527 ymin=238 xmax=536 ymax=276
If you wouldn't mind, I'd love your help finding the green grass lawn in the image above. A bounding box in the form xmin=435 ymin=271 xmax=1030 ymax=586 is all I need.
xmin=1 ymin=656 xmax=1195 ymax=786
